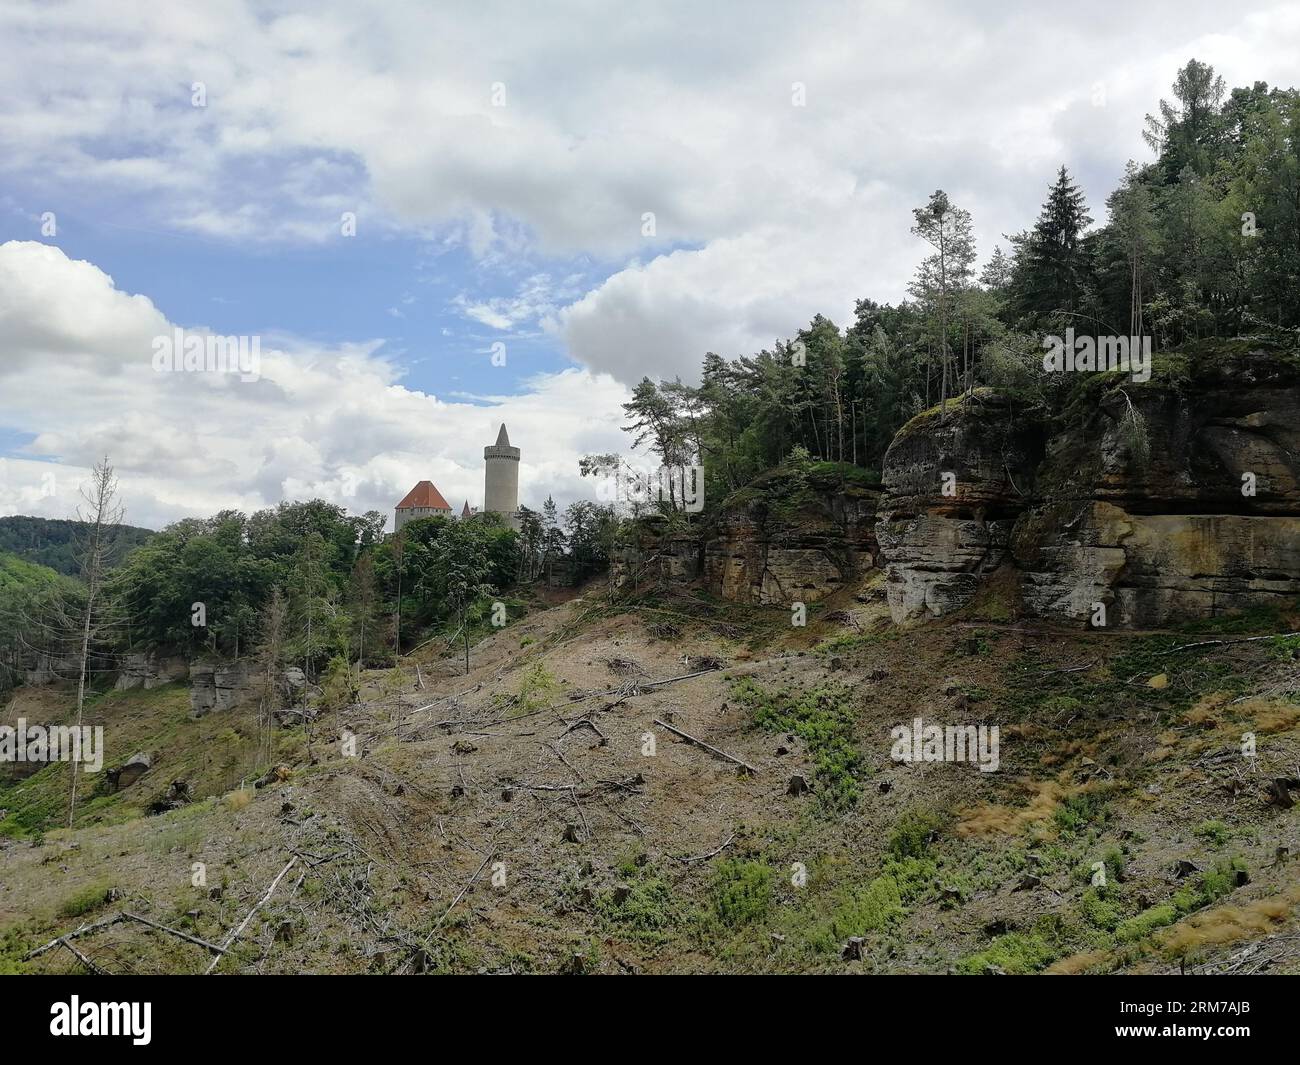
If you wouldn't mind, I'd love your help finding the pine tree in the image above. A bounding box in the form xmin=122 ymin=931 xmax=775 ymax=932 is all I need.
xmin=541 ymin=495 xmax=565 ymax=580
xmin=1144 ymin=59 xmax=1227 ymax=179
xmin=289 ymin=529 xmax=337 ymax=683
xmin=1106 ymin=161 xmax=1160 ymax=338
xmin=346 ymin=551 xmax=380 ymax=667
xmin=253 ymin=586 xmax=288 ymax=768
xmin=909 ymin=190 xmax=976 ymax=413
xmin=980 ymin=246 xmax=1013 ymax=291
xmin=1010 ymin=166 xmax=1093 ymax=326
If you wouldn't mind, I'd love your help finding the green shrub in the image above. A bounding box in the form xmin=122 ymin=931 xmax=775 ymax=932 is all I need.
xmin=1080 ymin=887 xmax=1122 ymax=931
xmin=1116 ymin=858 xmax=1249 ymax=942
xmin=711 ymin=859 xmax=774 ymax=928
xmin=57 ymin=881 xmax=115 ymax=919
xmin=956 ymin=932 xmax=1057 ymax=975
xmin=888 ymin=808 xmax=946 ymax=860
xmin=1193 ymin=820 xmax=1231 ymax=847
xmin=1053 ymin=790 xmax=1111 ymax=835
xmin=1117 ymin=902 xmax=1178 ymax=942
xmin=511 ymin=663 xmax=559 ymax=716
xmin=733 ymin=679 xmax=862 ymax=811
xmin=828 ymin=875 xmax=903 ymax=938
xmin=596 ymin=876 xmax=677 ymax=936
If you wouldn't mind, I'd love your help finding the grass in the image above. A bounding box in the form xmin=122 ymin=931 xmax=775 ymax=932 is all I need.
xmin=595 ymin=867 xmax=679 ymax=941
xmin=814 ymin=631 xmax=877 ymax=657
xmin=888 ymin=808 xmax=947 ymax=860
xmin=508 ymin=662 xmax=559 ymax=717
xmin=1052 ymin=787 xmax=1113 ymax=835
xmin=955 ymin=930 xmax=1059 ymax=975
xmin=709 ymin=859 xmax=775 ymax=928
xmin=1116 ymin=858 xmax=1250 ymax=942
xmin=57 ymin=880 xmax=116 ymax=919
xmin=1194 ymin=819 xmax=1232 ymax=847
xmin=732 ymin=678 xmax=862 ymax=811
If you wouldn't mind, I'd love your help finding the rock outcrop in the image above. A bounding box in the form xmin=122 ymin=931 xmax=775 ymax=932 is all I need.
xmin=106 ymin=751 xmax=152 ymax=791
xmin=702 ymin=472 xmax=880 ymax=605
xmin=876 ymin=346 xmax=1300 ymax=627
xmin=875 ymin=390 xmax=1042 ymax=621
xmin=189 ymin=660 xmax=259 ymax=716
xmin=609 ymin=527 xmax=702 ymax=592
xmin=609 ymin=466 xmax=881 ymax=606
xmin=22 ymin=651 xmax=81 ymax=687
xmin=115 ymin=653 xmax=189 ymax=691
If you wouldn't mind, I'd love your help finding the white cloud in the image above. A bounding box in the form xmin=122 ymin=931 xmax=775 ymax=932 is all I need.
xmin=0 ymin=241 xmax=631 ymax=529
xmin=3 ymin=0 xmax=1300 ymax=388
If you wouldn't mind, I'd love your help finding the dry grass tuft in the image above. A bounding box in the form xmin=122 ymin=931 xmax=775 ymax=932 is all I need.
xmin=955 ymin=776 xmax=1070 ymax=837
xmin=1156 ymin=885 xmax=1300 ymax=957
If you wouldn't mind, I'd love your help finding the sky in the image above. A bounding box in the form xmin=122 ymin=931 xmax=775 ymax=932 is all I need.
xmin=1 ymin=0 xmax=1298 ymax=531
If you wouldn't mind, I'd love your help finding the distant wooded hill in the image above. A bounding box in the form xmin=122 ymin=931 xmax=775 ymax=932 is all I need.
xmin=0 ymin=516 xmax=155 ymax=576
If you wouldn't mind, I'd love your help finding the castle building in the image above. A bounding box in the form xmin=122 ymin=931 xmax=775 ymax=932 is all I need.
xmin=393 ymin=424 xmax=521 ymax=533
xmin=394 ymin=480 xmax=452 ymax=530
xmin=484 ymin=423 xmax=521 ymax=530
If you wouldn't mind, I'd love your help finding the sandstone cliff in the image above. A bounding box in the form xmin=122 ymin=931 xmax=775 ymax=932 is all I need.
xmin=611 ymin=464 xmax=880 ymax=606
xmin=876 ymin=344 xmax=1300 ymax=627
xmin=702 ymin=466 xmax=879 ymax=605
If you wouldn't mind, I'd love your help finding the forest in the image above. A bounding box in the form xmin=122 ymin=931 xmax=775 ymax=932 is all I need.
xmin=3 ymin=60 xmax=1296 ymax=698
xmin=613 ymin=60 xmax=1300 ymax=507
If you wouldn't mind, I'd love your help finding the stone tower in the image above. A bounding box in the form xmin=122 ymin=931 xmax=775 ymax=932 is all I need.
xmin=484 ymin=423 xmax=520 ymax=529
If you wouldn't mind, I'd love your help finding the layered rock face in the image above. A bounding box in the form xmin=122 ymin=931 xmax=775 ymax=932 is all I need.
xmin=702 ymin=483 xmax=879 ymax=605
xmin=189 ymin=660 xmax=258 ymax=716
xmin=115 ymin=653 xmax=188 ymax=691
xmin=607 ymin=470 xmax=880 ymax=605
xmin=22 ymin=651 xmax=82 ymax=686
xmin=875 ymin=391 xmax=1042 ymax=621
xmin=609 ymin=530 xmax=703 ymax=592
xmin=877 ymin=348 xmax=1300 ymax=627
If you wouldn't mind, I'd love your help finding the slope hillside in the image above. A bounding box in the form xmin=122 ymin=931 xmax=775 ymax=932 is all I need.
xmin=2 ymin=578 xmax=1298 ymax=975
xmin=0 ymin=516 xmax=154 ymax=577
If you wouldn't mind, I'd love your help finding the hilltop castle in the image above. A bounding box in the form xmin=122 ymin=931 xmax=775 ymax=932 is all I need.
xmin=394 ymin=423 xmax=521 ymax=532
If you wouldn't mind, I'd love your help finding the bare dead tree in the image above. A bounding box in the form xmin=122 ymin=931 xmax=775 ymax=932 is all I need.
xmin=253 ymin=586 xmax=288 ymax=769
xmin=67 ymin=457 xmax=125 ymax=827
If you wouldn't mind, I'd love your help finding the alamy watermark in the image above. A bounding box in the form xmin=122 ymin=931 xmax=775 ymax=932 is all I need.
xmin=1042 ymin=328 xmax=1151 ymax=383
xmin=152 ymin=328 xmax=261 ymax=382
xmin=594 ymin=460 xmax=704 ymax=514
xmin=0 ymin=719 xmax=104 ymax=773
xmin=890 ymin=716 xmax=999 ymax=773
xmin=50 ymin=997 xmax=151 ymax=1045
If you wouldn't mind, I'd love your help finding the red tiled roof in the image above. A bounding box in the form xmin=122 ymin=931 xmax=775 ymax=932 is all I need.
xmin=396 ymin=480 xmax=452 ymax=511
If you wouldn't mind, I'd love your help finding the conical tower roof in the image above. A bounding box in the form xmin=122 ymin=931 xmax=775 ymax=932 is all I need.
xmin=495 ymin=423 xmax=510 ymax=446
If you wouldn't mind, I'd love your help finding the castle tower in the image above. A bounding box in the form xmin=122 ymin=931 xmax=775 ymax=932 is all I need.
xmin=484 ymin=423 xmax=520 ymax=530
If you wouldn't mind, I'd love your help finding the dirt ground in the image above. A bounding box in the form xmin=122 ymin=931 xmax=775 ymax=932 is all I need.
xmin=3 ymin=576 xmax=1299 ymax=975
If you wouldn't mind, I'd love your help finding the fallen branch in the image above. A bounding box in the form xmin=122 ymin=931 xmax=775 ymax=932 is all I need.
xmin=424 ymin=849 xmax=496 ymax=943
xmin=61 ymin=938 xmax=111 ymax=975
xmin=544 ymin=741 xmax=585 ymax=783
xmin=562 ymin=717 xmax=607 ymax=742
xmin=1162 ymin=631 xmax=1300 ymax=655
xmin=123 ymin=912 xmax=224 ymax=955
xmin=24 ymin=913 xmax=126 ymax=959
xmin=673 ymin=833 xmax=737 ymax=864
xmin=653 ymin=718 xmax=759 ymax=774
xmin=1039 ymin=659 xmax=1098 ymax=676
xmin=571 ymin=666 xmax=722 ymax=702
xmin=205 ymin=856 xmax=298 ymax=974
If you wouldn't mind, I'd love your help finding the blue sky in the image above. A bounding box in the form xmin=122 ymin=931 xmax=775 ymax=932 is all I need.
xmin=0 ymin=192 xmax=585 ymax=400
